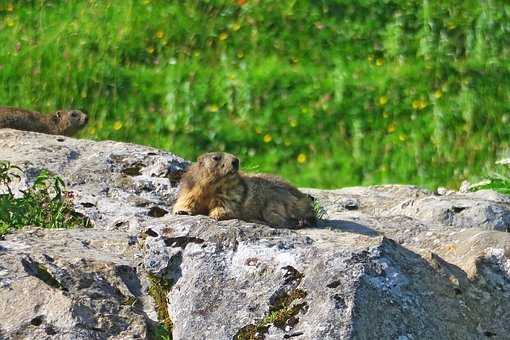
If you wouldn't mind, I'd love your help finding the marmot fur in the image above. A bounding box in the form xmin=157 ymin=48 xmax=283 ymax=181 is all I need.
xmin=0 ymin=107 xmax=88 ymax=136
xmin=172 ymin=152 xmax=316 ymax=228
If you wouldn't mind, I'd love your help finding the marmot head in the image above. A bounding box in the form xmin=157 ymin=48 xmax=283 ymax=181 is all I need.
xmin=52 ymin=109 xmax=88 ymax=135
xmin=196 ymin=152 xmax=240 ymax=181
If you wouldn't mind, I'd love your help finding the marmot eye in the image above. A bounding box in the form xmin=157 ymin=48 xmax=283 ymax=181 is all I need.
xmin=212 ymin=155 xmax=222 ymax=162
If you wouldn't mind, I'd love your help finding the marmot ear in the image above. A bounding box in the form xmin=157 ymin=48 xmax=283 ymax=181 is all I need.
xmin=51 ymin=111 xmax=62 ymax=124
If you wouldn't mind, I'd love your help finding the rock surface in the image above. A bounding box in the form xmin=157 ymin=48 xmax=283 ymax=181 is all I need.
xmin=0 ymin=128 xmax=509 ymax=340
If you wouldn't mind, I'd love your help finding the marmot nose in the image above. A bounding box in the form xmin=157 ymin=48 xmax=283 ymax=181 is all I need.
xmin=232 ymin=158 xmax=239 ymax=170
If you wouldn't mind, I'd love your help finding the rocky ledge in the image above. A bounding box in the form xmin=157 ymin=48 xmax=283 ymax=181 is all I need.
xmin=0 ymin=129 xmax=509 ymax=340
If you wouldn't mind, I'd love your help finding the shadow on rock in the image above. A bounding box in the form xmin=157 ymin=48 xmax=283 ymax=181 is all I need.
xmin=351 ymin=238 xmax=508 ymax=339
xmin=316 ymin=219 xmax=380 ymax=236
xmin=115 ymin=265 xmax=143 ymax=298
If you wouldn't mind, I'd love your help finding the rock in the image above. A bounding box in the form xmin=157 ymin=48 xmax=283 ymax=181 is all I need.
xmin=308 ymin=186 xmax=510 ymax=232
xmin=459 ymin=180 xmax=472 ymax=193
xmin=0 ymin=129 xmax=509 ymax=339
xmin=0 ymin=228 xmax=148 ymax=339
xmin=0 ymin=128 xmax=189 ymax=231
xmin=435 ymin=186 xmax=453 ymax=196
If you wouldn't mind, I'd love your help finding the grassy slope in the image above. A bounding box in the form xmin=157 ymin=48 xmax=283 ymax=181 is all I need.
xmin=0 ymin=0 xmax=509 ymax=189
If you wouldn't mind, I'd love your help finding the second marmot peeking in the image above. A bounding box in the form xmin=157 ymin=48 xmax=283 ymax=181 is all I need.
xmin=172 ymin=152 xmax=317 ymax=229
xmin=0 ymin=107 xmax=88 ymax=136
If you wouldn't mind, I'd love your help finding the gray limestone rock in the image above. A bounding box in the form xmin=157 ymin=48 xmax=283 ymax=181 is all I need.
xmin=0 ymin=129 xmax=509 ymax=339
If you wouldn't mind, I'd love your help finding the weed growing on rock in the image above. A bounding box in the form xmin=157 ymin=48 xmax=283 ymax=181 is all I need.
xmin=0 ymin=161 xmax=90 ymax=236
xmin=312 ymin=198 xmax=326 ymax=220
xmin=151 ymin=325 xmax=172 ymax=340
xmin=234 ymin=288 xmax=308 ymax=340
xmin=147 ymin=274 xmax=173 ymax=340
xmin=471 ymin=160 xmax=510 ymax=195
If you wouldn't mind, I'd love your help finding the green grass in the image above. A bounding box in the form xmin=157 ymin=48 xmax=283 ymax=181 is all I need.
xmin=1 ymin=1 xmax=509 ymax=189
xmin=0 ymin=161 xmax=90 ymax=236
xmin=471 ymin=160 xmax=510 ymax=195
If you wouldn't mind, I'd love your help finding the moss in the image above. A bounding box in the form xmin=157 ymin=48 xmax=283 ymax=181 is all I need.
xmin=234 ymin=324 xmax=265 ymax=340
xmin=272 ymin=288 xmax=307 ymax=309
xmin=121 ymin=295 xmax=138 ymax=307
xmin=150 ymin=324 xmax=172 ymax=340
xmin=268 ymin=289 xmax=307 ymax=329
xmin=234 ymin=288 xmax=308 ymax=340
xmin=147 ymin=274 xmax=173 ymax=339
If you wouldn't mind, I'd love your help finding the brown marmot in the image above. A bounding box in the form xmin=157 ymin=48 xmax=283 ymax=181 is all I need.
xmin=172 ymin=152 xmax=316 ymax=229
xmin=0 ymin=107 xmax=88 ymax=136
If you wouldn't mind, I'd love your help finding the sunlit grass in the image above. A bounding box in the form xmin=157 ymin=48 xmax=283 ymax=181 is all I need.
xmin=1 ymin=1 xmax=509 ymax=189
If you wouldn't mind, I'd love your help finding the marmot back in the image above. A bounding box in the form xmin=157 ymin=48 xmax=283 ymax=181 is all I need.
xmin=0 ymin=107 xmax=88 ymax=136
xmin=172 ymin=152 xmax=316 ymax=228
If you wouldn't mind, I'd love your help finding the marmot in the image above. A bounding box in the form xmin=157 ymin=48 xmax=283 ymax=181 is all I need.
xmin=0 ymin=107 xmax=88 ymax=136
xmin=172 ymin=152 xmax=316 ymax=229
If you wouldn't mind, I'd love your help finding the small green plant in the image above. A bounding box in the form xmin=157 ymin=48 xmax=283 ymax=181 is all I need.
xmin=151 ymin=324 xmax=172 ymax=340
xmin=470 ymin=160 xmax=510 ymax=195
xmin=0 ymin=161 xmax=90 ymax=236
xmin=147 ymin=274 xmax=173 ymax=340
xmin=234 ymin=288 xmax=307 ymax=340
xmin=312 ymin=198 xmax=326 ymax=220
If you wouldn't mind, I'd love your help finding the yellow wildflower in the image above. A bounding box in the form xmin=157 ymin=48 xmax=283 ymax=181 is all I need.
xmin=263 ymin=134 xmax=272 ymax=143
xmin=219 ymin=32 xmax=229 ymax=41
xmin=155 ymin=31 xmax=164 ymax=39
xmin=113 ymin=121 xmax=123 ymax=130
xmin=375 ymin=58 xmax=384 ymax=66
xmin=297 ymin=153 xmax=307 ymax=164
xmin=146 ymin=46 xmax=155 ymax=54
xmin=232 ymin=22 xmax=241 ymax=31
xmin=378 ymin=96 xmax=388 ymax=106
xmin=207 ymin=104 xmax=219 ymax=113
xmin=387 ymin=123 xmax=396 ymax=133
xmin=412 ymin=99 xmax=427 ymax=110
